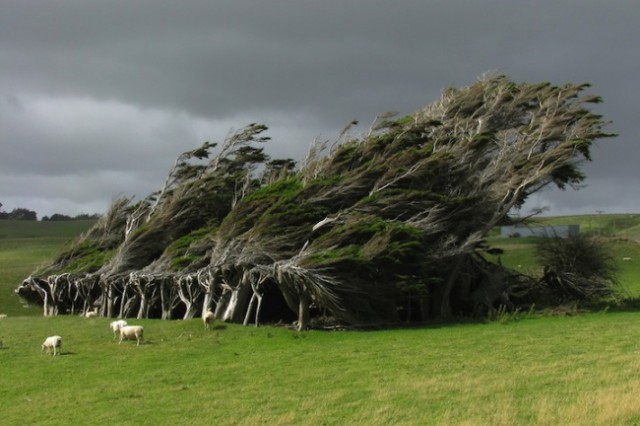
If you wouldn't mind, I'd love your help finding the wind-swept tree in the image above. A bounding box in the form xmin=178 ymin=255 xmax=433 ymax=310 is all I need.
xmin=536 ymin=235 xmax=619 ymax=303
xmin=19 ymin=74 xmax=615 ymax=326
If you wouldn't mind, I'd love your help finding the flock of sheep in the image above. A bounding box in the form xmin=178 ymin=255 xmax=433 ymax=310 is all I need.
xmin=0 ymin=310 xmax=216 ymax=357
xmin=40 ymin=319 xmax=145 ymax=356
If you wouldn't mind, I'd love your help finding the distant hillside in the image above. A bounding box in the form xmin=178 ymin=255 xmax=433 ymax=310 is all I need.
xmin=536 ymin=214 xmax=640 ymax=241
xmin=0 ymin=219 xmax=96 ymax=316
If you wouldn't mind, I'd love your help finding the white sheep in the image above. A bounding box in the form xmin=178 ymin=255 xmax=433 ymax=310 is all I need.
xmin=202 ymin=310 xmax=215 ymax=330
xmin=84 ymin=310 xmax=98 ymax=318
xmin=42 ymin=335 xmax=62 ymax=356
xmin=119 ymin=325 xmax=144 ymax=346
xmin=109 ymin=320 xmax=128 ymax=340
xmin=0 ymin=313 xmax=7 ymax=319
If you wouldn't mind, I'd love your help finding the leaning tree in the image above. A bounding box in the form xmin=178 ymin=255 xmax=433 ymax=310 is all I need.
xmin=17 ymin=74 xmax=614 ymax=327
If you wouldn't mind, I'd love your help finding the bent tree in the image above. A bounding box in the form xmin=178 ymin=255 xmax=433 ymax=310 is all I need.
xmin=18 ymin=74 xmax=615 ymax=326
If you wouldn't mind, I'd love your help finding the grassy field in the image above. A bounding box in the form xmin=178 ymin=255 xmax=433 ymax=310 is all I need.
xmin=2 ymin=217 xmax=640 ymax=424
xmin=1 ymin=313 xmax=640 ymax=425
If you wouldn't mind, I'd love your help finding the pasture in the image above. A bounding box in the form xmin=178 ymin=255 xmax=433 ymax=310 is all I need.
xmin=1 ymin=313 xmax=640 ymax=424
xmin=2 ymin=217 xmax=640 ymax=424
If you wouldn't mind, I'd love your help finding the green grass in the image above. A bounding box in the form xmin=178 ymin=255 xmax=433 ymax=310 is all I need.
xmin=1 ymin=313 xmax=640 ymax=425
xmin=0 ymin=219 xmax=96 ymax=240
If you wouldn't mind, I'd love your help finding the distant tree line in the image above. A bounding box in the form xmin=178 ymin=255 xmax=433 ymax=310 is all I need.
xmin=0 ymin=202 xmax=99 ymax=221
xmin=41 ymin=213 xmax=101 ymax=221
xmin=0 ymin=204 xmax=37 ymax=221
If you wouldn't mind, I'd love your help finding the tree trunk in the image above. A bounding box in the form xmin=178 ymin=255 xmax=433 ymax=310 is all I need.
xmin=202 ymin=291 xmax=214 ymax=315
xmin=214 ymin=289 xmax=231 ymax=319
xmin=182 ymin=302 xmax=197 ymax=320
xmin=438 ymin=256 xmax=465 ymax=318
xmin=221 ymin=290 xmax=239 ymax=322
xmin=122 ymin=296 xmax=138 ymax=318
xmin=243 ymin=293 xmax=257 ymax=326
xmin=255 ymin=294 xmax=263 ymax=327
xmin=221 ymin=283 xmax=251 ymax=323
xmin=160 ymin=279 xmax=173 ymax=320
xmin=137 ymin=294 xmax=147 ymax=320
xmin=298 ymin=294 xmax=310 ymax=331
xmin=161 ymin=307 xmax=172 ymax=320
xmin=106 ymin=284 xmax=114 ymax=318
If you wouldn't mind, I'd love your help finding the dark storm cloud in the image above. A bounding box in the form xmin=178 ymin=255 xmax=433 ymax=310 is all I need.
xmin=1 ymin=0 xmax=638 ymax=216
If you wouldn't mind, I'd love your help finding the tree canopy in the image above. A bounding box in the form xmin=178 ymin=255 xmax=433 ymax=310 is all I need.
xmin=17 ymin=75 xmax=615 ymax=328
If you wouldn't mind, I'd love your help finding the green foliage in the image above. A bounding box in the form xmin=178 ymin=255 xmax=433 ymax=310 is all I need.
xmin=219 ymin=177 xmax=307 ymax=240
xmin=165 ymin=225 xmax=216 ymax=271
xmin=59 ymin=241 xmax=115 ymax=273
xmin=260 ymin=202 xmax=329 ymax=235
xmin=309 ymin=244 xmax=364 ymax=264
xmin=242 ymin=176 xmax=302 ymax=203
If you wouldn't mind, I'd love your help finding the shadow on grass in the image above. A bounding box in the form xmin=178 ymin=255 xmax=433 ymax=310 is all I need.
xmin=210 ymin=324 xmax=227 ymax=331
xmin=43 ymin=351 xmax=74 ymax=356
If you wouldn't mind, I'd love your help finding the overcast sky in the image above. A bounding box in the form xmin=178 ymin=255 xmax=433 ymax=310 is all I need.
xmin=1 ymin=1 xmax=638 ymax=218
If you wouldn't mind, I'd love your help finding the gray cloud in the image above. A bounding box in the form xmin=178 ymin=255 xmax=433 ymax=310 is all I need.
xmin=1 ymin=0 xmax=638 ymax=217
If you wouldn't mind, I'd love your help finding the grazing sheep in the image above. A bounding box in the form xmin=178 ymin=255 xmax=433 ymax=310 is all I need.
xmin=119 ymin=325 xmax=144 ymax=346
xmin=202 ymin=310 xmax=215 ymax=330
xmin=84 ymin=310 xmax=98 ymax=318
xmin=109 ymin=320 xmax=128 ymax=340
xmin=42 ymin=335 xmax=62 ymax=356
xmin=0 ymin=314 xmax=7 ymax=319
xmin=623 ymin=257 xmax=632 ymax=261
